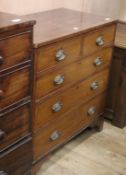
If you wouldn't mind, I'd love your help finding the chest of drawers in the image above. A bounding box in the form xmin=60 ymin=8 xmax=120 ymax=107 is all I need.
xmin=30 ymin=9 xmax=117 ymax=166
xmin=0 ymin=13 xmax=35 ymax=175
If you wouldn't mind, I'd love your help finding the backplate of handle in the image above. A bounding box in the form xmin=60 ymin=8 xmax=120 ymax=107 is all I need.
xmin=90 ymin=81 xmax=99 ymax=90
xmin=94 ymin=57 xmax=103 ymax=66
xmin=54 ymin=75 xmax=64 ymax=85
xmin=87 ymin=106 xmax=96 ymax=116
xmin=52 ymin=102 xmax=63 ymax=112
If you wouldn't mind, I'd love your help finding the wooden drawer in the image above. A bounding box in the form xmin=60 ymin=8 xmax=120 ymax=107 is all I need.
xmin=34 ymin=69 xmax=109 ymax=131
xmin=35 ymin=36 xmax=81 ymax=72
xmin=0 ymin=104 xmax=30 ymax=151
xmin=0 ymin=138 xmax=32 ymax=175
xmin=36 ymin=47 xmax=113 ymax=99
xmin=0 ymin=31 xmax=32 ymax=72
xmin=0 ymin=66 xmax=30 ymax=110
xmin=83 ymin=24 xmax=116 ymax=56
xmin=33 ymin=93 xmax=106 ymax=161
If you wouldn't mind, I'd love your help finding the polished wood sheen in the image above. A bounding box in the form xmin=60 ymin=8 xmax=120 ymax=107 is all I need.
xmin=0 ymin=31 xmax=32 ymax=72
xmin=83 ymin=24 xmax=116 ymax=56
xmin=36 ymin=47 xmax=113 ymax=98
xmin=34 ymin=69 xmax=109 ymax=131
xmin=0 ymin=66 xmax=30 ymax=110
xmin=35 ymin=36 xmax=81 ymax=72
xmin=0 ymin=138 xmax=32 ymax=175
xmin=33 ymin=93 xmax=106 ymax=161
xmin=0 ymin=104 xmax=30 ymax=151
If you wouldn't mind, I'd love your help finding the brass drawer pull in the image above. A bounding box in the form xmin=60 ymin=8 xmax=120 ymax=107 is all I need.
xmin=52 ymin=102 xmax=63 ymax=112
xmin=0 ymin=171 xmax=8 ymax=175
xmin=96 ymin=36 xmax=105 ymax=46
xmin=0 ymin=56 xmax=4 ymax=65
xmin=49 ymin=131 xmax=60 ymax=141
xmin=87 ymin=106 xmax=96 ymax=116
xmin=54 ymin=75 xmax=64 ymax=85
xmin=0 ymin=129 xmax=6 ymax=140
xmin=90 ymin=81 xmax=99 ymax=90
xmin=94 ymin=57 xmax=103 ymax=66
xmin=56 ymin=49 xmax=66 ymax=61
xmin=0 ymin=90 xmax=4 ymax=99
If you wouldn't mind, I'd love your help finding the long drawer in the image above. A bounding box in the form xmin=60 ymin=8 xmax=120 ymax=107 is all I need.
xmin=0 ymin=66 xmax=30 ymax=110
xmin=33 ymin=93 xmax=106 ymax=161
xmin=0 ymin=104 xmax=30 ymax=151
xmin=0 ymin=31 xmax=32 ymax=72
xmin=33 ymin=69 xmax=109 ymax=131
xmin=83 ymin=24 xmax=116 ymax=56
xmin=36 ymin=47 xmax=112 ymax=99
xmin=35 ymin=36 xmax=81 ymax=72
xmin=0 ymin=138 xmax=32 ymax=175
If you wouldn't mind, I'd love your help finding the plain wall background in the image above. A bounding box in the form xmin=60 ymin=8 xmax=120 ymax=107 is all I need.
xmin=0 ymin=0 xmax=126 ymax=21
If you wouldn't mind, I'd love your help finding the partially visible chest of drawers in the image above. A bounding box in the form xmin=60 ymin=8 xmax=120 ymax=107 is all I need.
xmin=32 ymin=23 xmax=116 ymax=163
xmin=0 ymin=25 xmax=34 ymax=175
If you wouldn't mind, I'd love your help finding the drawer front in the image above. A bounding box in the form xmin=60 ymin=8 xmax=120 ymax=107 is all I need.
xmin=0 ymin=31 xmax=32 ymax=71
xmin=0 ymin=67 xmax=30 ymax=110
xmin=0 ymin=139 xmax=32 ymax=175
xmin=34 ymin=69 xmax=109 ymax=131
xmin=0 ymin=105 xmax=30 ymax=151
xmin=36 ymin=47 xmax=113 ymax=99
xmin=36 ymin=36 xmax=81 ymax=72
xmin=83 ymin=24 xmax=116 ymax=56
xmin=33 ymin=93 xmax=106 ymax=161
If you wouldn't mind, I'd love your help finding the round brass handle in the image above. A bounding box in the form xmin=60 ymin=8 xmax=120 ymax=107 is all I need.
xmin=54 ymin=75 xmax=64 ymax=85
xmin=96 ymin=36 xmax=105 ymax=46
xmin=0 ymin=56 xmax=4 ymax=65
xmin=94 ymin=57 xmax=103 ymax=67
xmin=87 ymin=106 xmax=96 ymax=116
xmin=90 ymin=81 xmax=99 ymax=90
xmin=52 ymin=102 xmax=63 ymax=112
xmin=49 ymin=130 xmax=61 ymax=141
xmin=56 ymin=49 xmax=66 ymax=61
xmin=0 ymin=129 xmax=6 ymax=140
xmin=0 ymin=90 xmax=4 ymax=99
xmin=0 ymin=171 xmax=8 ymax=175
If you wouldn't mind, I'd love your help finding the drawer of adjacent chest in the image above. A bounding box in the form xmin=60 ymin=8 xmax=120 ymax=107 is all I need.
xmin=34 ymin=69 xmax=109 ymax=131
xmin=0 ymin=138 xmax=32 ymax=175
xmin=0 ymin=104 xmax=30 ymax=151
xmin=36 ymin=47 xmax=112 ymax=99
xmin=0 ymin=31 xmax=32 ymax=72
xmin=35 ymin=36 xmax=81 ymax=72
xmin=33 ymin=93 xmax=106 ymax=161
xmin=0 ymin=66 xmax=30 ymax=110
xmin=83 ymin=24 xmax=116 ymax=56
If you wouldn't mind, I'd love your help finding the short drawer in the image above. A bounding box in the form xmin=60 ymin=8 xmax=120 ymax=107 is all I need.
xmin=0 ymin=66 xmax=30 ymax=110
xmin=0 ymin=104 xmax=30 ymax=151
xmin=0 ymin=31 xmax=32 ymax=72
xmin=36 ymin=47 xmax=113 ymax=99
xmin=83 ymin=24 xmax=116 ymax=56
xmin=35 ymin=36 xmax=81 ymax=72
xmin=33 ymin=93 xmax=106 ymax=161
xmin=34 ymin=69 xmax=109 ymax=131
xmin=0 ymin=138 xmax=32 ymax=175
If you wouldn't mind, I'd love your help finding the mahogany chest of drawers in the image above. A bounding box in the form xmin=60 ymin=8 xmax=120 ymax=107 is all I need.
xmin=30 ymin=9 xmax=117 ymax=168
xmin=0 ymin=13 xmax=35 ymax=175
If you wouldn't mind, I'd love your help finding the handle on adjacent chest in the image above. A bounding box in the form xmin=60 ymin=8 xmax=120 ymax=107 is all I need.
xmin=0 ymin=129 xmax=6 ymax=140
xmin=0 ymin=171 xmax=8 ymax=175
xmin=0 ymin=90 xmax=4 ymax=99
xmin=49 ymin=131 xmax=61 ymax=141
xmin=54 ymin=75 xmax=64 ymax=85
xmin=87 ymin=106 xmax=96 ymax=116
xmin=96 ymin=36 xmax=105 ymax=46
xmin=0 ymin=56 xmax=4 ymax=65
xmin=56 ymin=49 xmax=66 ymax=61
